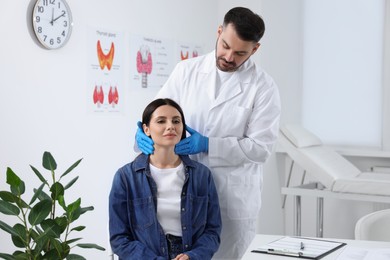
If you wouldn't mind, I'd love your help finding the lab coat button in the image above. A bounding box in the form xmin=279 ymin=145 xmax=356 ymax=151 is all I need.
xmin=183 ymin=226 xmax=187 ymax=230
xmin=185 ymin=244 xmax=189 ymax=248
xmin=181 ymin=207 xmax=185 ymax=211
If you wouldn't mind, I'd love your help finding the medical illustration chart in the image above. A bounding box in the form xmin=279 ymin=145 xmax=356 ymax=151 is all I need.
xmin=87 ymin=27 xmax=124 ymax=113
xmin=129 ymin=34 xmax=174 ymax=89
xmin=175 ymin=42 xmax=203 ymax=63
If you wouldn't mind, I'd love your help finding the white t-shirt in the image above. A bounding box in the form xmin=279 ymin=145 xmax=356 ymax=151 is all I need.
xmin=149 ymin=162 xmax=185 ymax=236
xmin=215 ymin=68 xmax=234 ymax=99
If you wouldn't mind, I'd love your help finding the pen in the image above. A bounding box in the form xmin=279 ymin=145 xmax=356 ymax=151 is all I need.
xmin=266 ymin=248 xmax=303 ymax=257
xmin=300 ymin=242 xmax=305 ymax=250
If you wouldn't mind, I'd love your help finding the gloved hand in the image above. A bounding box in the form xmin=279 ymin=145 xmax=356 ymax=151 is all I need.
xmin=175 ymin=125 xmax=208 ymax=155
xmin=135 ymin=121 xmax=154 ymax=154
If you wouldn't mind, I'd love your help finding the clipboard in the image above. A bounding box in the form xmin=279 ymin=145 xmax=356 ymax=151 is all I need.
xmin=251 ymin=236 xmax=346 ymax=259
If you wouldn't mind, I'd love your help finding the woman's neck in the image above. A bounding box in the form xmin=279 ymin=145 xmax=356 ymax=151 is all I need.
xmin=149 ymin=147 xmax=181 ymax=169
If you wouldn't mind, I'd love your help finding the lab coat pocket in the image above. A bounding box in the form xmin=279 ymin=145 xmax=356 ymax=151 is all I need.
xmin=191 ymin=195 xmax=208 ymax=229
xmin=227 ymin=172 xmax=261 ymax=220
xmin=218 ymin=106 xmax=250 ymax=136
xmin=129 ymin=196 xmax=155 ymax=230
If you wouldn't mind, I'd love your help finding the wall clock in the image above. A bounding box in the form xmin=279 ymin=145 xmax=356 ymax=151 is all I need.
xmin=32 ymin=0 xmax=73 ymax=50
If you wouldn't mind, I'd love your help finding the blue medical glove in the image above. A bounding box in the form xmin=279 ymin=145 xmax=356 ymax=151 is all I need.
xmin=136 ymin=121 xmax=154 ymax=154
xmin=175 ymin=125 xmax=208 ymax=155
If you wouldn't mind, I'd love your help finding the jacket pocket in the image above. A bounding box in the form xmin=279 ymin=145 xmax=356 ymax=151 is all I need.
xmin=190 ymin=195 xmax=208 ymax=229
xmin=129 ymin=196 xmax=155 ymax=230
xmin=227 ymin=171 xmax=261 ymax=220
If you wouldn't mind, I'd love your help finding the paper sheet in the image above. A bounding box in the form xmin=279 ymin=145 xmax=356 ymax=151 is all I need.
xmin=254 ymin=236 xmax=345 ymax=259
xmin=336 ymin=246 xmax=390 ymax=260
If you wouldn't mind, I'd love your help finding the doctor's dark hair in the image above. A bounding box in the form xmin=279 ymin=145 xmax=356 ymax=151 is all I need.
xmin=223 ymin=7 xmax=265 ymax=43
xmin=142 ymin=98 xmax=187 ymax=140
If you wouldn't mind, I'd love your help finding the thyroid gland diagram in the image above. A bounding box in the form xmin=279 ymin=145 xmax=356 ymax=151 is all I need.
xmin=92 ymin=85 xmax=119 ymax=108
xmin=108 ymin=86 xmax=119 ymax=107
xmin=97 ymin=40 xmax=115 ymax=70
xmin=93 ymin=85 xmax=104 ymax=107
xmin=180 ymin=49 xmax=199 ymax=60
xmin=136 ymin=45 xmax=152 ymax=88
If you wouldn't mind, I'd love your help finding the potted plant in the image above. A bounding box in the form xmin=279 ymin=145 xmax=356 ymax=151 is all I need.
xmin=0 ymin=151 xmax=105 ymax=259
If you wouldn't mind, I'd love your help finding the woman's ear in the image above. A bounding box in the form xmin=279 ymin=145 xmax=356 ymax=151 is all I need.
xmin=143 ymin=124 xmax=151 ymax=137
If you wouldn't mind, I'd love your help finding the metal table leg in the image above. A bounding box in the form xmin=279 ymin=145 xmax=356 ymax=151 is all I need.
xmin=293 ymin=195 xmax=301 ymax=236
xmin=317 ymin=197 xmax=324 ymax=237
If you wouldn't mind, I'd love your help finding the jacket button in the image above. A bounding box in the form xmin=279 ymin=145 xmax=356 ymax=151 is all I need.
xmin=183 ymin=226 xmax=187 ymax=230
xmin=185 ymin=244 xmax=189 ymax=248
xmin=181 ymin=207 xmax=185 ymax=211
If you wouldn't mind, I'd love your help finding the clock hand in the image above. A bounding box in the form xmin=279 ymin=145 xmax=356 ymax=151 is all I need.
xmin=50 ymin=8 xmax=54 ymax=25
xmin=52 ymin=12 xmax=65 ymax=23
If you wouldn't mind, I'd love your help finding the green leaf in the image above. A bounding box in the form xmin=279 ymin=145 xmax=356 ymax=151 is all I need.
xmin=66 ymin=237 xmax=82 ymax=244
xmin=30 ymin=182 xmax=46 ymax=205
xmin=79 ymin=206 xmax=94 ymax=215
xmin=58 ymin=195 xmax=66 ymax=209
xmin=33 ymin=189 xmax=51 ymax=201
xmin=50 ymin=182 xmax=64 ymax=201
xmin=6 ymin=167 xmax=21 ymax=186
xmin=0 ymin=190 xmax=17 ymax=202
xmin=60 ymin=158 xmax=82 ymax=179
xmin=7 ymin=168 xmax=25 ymax=196
xmin=64 ymin=176 xmax=79 ymax=190
xmin=41 ymin=219 xmax=61 ymax=238
xmin=0 ymin=200 xmax=20 ymax=215
xmin=30 ymin=165 xmax=49 ymax=186
xmin=0 ymin=253 xmax=15 ymax=260
xmin=70 ymin=225 xmax=85 ymax=232
xmin=28 ymin=199 xmax=52 ymax=226
xmin=0 ymin=219 xmax=19 ymax=236
xmin=13 ymin=251 xmax=30 ymax=259
xmin=42 ymin=151 xmax=57 ymax=171
xmin=76 ymin=243 xmax=105 ymax=251
xmin=67 ymin=198 xmax=81 ymax=222
xmin=54 ymin=216 xmax=68 ymax=234
xmin=11 ymin=223 xmax=28 ymax=248
xmin=67 ymin=254 xmax=86 ymax=260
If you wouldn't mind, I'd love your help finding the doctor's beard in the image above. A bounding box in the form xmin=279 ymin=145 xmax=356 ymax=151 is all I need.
xmin=215 ymin=40 xmax=251 ymax=72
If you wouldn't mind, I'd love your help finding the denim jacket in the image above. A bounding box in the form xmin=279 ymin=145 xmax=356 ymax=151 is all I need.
xmin=109 ymin=154 xmax=222 ymax=260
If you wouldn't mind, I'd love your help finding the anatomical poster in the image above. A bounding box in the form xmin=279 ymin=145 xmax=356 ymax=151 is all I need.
xmin=129 ymin=34 xmax=174 ymax=89
xmin=87 ymin=27 xmax=124 ymax=113
xmin=175 ymin=42 xmax=203 ymax=63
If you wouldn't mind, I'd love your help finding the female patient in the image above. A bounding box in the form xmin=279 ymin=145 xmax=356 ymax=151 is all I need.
xmin=109 ymin=98 xmax=221 ymax=260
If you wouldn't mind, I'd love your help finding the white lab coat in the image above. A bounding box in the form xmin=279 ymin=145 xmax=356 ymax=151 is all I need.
xmin=156 ymin=51 xmax=281 ymax=259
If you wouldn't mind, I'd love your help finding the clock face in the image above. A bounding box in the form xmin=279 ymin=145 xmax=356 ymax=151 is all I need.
xmin=32 ymin=0 xmax=73 ymax=50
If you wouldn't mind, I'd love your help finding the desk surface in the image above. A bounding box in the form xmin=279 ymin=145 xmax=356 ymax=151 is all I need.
xmin=241 ymin=234 xmax=390 ymax=260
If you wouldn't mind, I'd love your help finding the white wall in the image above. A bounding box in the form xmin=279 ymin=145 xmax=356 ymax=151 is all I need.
xmin=0 ymin=1 xmax=217 ymax=258
xmin=1 ymin=0 xmax=388 ymax=258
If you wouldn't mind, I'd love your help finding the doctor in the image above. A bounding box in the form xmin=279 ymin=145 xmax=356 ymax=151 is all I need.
xmin=136 ymin=7 xmax=281 ymax=260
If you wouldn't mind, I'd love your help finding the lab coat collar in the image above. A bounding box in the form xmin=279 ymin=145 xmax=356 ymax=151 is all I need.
xmin=203 ymin=51 xmax=254 ymax=108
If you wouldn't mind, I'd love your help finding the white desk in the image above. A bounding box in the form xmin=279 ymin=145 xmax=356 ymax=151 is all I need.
xmin=241 ymin=234 xmax=390 ymax=260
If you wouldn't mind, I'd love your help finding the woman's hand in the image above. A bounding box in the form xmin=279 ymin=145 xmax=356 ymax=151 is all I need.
xmin=172 ymin=253 xmax=190 ymax=260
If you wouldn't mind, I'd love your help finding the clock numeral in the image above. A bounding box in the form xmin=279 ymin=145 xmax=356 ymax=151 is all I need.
xmin=57 ymin=37 xmax=62 ymax=44
xmin=38 ymin=27 xmax=43 ymax=33
xmin=37 ymin=6 xmax=44 ymax=13
xmin=50 ymin=38 xmax=54 ymax=45
xmin=63 ymin=20 xmax=68 ymax=27
xmin=43 ymin=0 xmax=55 ymax=6
xmin=35 ymin=16 xmax=40 ymax=23
xmin=43 ymin=35 xmax=47 ymax=41
xmin=62 ymin=31 xmax=66 ymax=37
